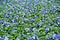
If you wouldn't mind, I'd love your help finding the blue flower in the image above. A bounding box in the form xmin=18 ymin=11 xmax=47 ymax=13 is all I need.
xmin=25 ymin=28 xmax=30 ymax=32
xmin=32 ymin=28 xmax=37 ymax=33
xmin=20 ymin=17 xmax=24 ymax=20
xmin=22 ymin=22 xmax=25 ymax=25
xmin=0 ymin=37 xmax=3 ymax=40
xmin=45 ymin=28 xmax=49 ymax=32
xmin=47 ymin=24 xmax=50 ymax=26
xmin=46 ymin=35 xmax=51 ymax=39
xmin=53 ymin=33 xmax=60 ymax=39
xmin=21 ymin=34 xmax=24 ymax=37
xmin=3 ymin=23 xmax=7 ymax=26
xmin=30 ymin=18 xmax=35 ymax=22
xmin=14 ymin=14 xmax=18 ymax=19
xmin=24 ymin=18 xmax=29 ymax=23
xmin=56 ymin=17 xmax=60 ymax=21
xmin=52 ymin=7 xmax=56 ymax=12
xmin=37 ymin=21 xmax=43 ymax=27
xmin=1 ymin=0 xmax=6 ymax=3
xmin=32 ymin=35 xmax=36 ymax=39
xmin=41 ymin=8 xmax=46 ymax=16
xmin=7 ymin=0 xmax=10 ymax=3
xmin=0 ymin=20 xmax=3 ymax=23
xmin=53 ymin=33 xmax=57 ymax=39
xmin=37 ymin=38 xmax=41 ymax=40
xmin=27 ymin=37 xmax=33 ymax=40
xmin=0 ymin=1 xmax=2 ymax=4
xmin=28 ymin=8 xmax=34 ymax=11
xmin=5 ymin=13 xmax=10 ymax=18
xmin=56 ymin=34 xmax=60 ymax=39
xmin=28 ymin=3 xmax=33 ymax=7
xmin=30 ymin=27 xmax=33 ymax=30
xmin=56 ymin=13 xmax=59 ymax=17
xmin=34 ymin=15 xmax=38 ymax=19
xmin=11 ymin=19 xmax=16 ymax=23
xmin=34 ymin=0 xmax=40 ymax=6
xmin=32 ymin=35 xmax=41 ymax=40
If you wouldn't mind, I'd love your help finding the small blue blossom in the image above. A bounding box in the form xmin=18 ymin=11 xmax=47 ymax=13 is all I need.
xmin=56 ymin=34 xmax=60 ymax=39
xmin=37 ymin=21 xmax=43 ymax=27
xmin=12 ymin=29 xmax=17 ymax=33
xmin=47 ymin=24 xmax=50 ymax=26
xmin=33 ymin=28 xmax=37 ymax=33
xmin=30 ymin=27 xmax=33 ymax=30
xmin=0 ymin=20 xmax=3 ymax=23
xmin=46 ymin=35 xmax=51 ymax=39
xmin=25 ymin=28 xmax=30 ymax=32
xmin=28 ymin=8 xmax=34 ymax=11
xmin=32 ymin=34 xmax=40 ymax=40
xmin=0 ymin=1 xmax=2 ymax=4
xmin=45 ymin=27 xmax=49 ymax=32
xmin=56 ymin=13 xmax=59 ymax=17
xmin=2 ymin=0 xmax=6 ymax=3
xmin=0 ymin=0 xmax=60 ymax=40
xmin=7 ymin=0 xmax=10 ymax=3
xmin=32 ymin=35 xmax=36 ymax=39
xmin=5 ymin=13 xmax=10 ymax=18
xmin=57 ymin=22 xmax=60 ymax=24
xmin=22 ymin=22 xmax=25 ymax=25
xmin=20 ymin=17 xmax=24 ymax=20
xmin=3 ymin=22 xmax=7 ymax=26
xmin=11 ymin=19 xmax=16 ymax=23
xmin=56 ymin=17 xmax=60 ymax=21
xmin=53 ymin=33 xmax=57 ymax=39
xmin=30 ymin=18 xmax=35 ymax=22
xmin=0 ymin=37 xmax=3 ymax=40
xmin=14 ymin=14 xmax=18 ymax=19
xmin=28 ymin=3 xmax=33 ymax=7
xmin=27 ymin=37 xmax=33 ymax=40
xmin=34 ymin=15 xmax=38 ymax=19
xmin=24 ymin=18 xmax=29 ymax=22
xmin=42 ymin=8 xmax=46 ymax=16
xmin=52 ymin=7 xmax=56 ymax=12
xmin=37 ymin=38 xmax=41 ymax=40
xmin=53 ymin=33 xmax=60 ymax=39
xmin=21 ymin=34 xmax=24 ymax=37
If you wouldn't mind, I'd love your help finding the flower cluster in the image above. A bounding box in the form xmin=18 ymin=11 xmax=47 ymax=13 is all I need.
xmin=0 ymin=0 xmax=60 ymax=40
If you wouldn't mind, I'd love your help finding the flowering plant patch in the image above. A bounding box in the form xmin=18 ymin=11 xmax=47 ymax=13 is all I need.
xmin=0 ymin=0 xmax=60 ymax=40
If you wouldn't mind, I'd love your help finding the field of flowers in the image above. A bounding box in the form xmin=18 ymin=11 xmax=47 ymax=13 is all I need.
xmin=0 ymin=0 xmax=60 ymax=40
